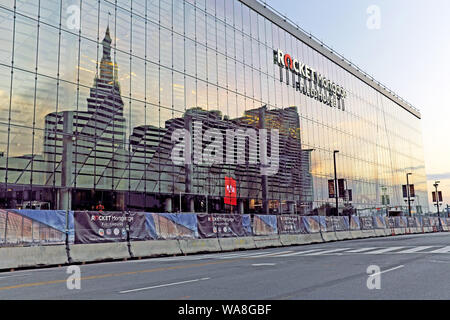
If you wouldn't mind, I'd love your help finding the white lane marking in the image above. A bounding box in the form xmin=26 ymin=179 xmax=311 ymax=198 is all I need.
xmin=363 ymin=247 xmax=405 ymax=254
xmin=276 ymin=249 xmax=324 ymax=257
xmin=252 ymin=263 xmax=276 ymax=266
xmin=429 ymin=246 xmax=450 ymax=254
xmin=0 ymin=274 xmax=30 ymax=280
xmin=244 ymin=251 xmax=294 ymax=258
xmin=217 ymin=251 xmax=278 ymax=259
xmin=369 ymin=265 xmax=404 ymax=277
xmin=396 ymin=246 xmax=434 ymax=254
xmin=305 ymin=248 xmax=351 ymax=256
xmin=430 ymin=260 xmax=450 ymax=264
xmin=119 ymin=277 xmax=211 ymax=294
xmin=346 ymin=247 xmax=379 ymax=253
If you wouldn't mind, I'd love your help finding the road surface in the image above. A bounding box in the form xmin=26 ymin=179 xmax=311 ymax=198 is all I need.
xmin=0 ymin=232 xmax=449 ymax=300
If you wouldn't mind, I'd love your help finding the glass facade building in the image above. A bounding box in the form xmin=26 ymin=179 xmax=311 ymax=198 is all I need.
xmin=0 ymin=0 xmax=428 ymax=215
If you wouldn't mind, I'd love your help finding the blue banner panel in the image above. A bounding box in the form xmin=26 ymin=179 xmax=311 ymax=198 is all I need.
xmin=300 ymin=216 xmax=321 ymax=234
xmin=372 ymin=216 xmax=386 ymax=229
xmin=320 ymin=216 xmax=332 ymax=232
xmin=350 ymin=216 xmax=361 ymax=230
xmin=422 ymin=217 xmax=431 ymax=227
xmin=0 ymin=210 xmax=69 ymax=246
xmin=146 ymin=213 xmax=198 ymax=240
xmin=415 ymin=217 xmax=423 ymax=228
xmin=252 ymin=215 xmax=278 ymax=236
xmin=242 ymin=215 xmax=252 ymax=236
xmin=332 ymin=216 xmax=350 ymax=231
xmin=395 ymin=216 xmax=407 ymax=228
xmin=14 ymin=209 xmax=74 ymax=243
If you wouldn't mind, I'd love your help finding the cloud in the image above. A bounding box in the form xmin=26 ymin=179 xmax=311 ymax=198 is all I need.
xmin=427 ymin=172 xmax=450 ymax=180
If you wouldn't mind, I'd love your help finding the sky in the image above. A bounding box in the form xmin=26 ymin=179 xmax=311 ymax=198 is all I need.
xmin=265 ymin=0 xmax=450 ymax=212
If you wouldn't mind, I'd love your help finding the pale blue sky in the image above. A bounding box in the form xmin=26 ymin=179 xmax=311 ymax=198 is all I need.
xmin=265 ymin=0 xmax=450 ymax=211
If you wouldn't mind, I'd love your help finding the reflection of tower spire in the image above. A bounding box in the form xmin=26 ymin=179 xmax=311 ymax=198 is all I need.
xmin=99 ymin=25 xmax=117 ymax=84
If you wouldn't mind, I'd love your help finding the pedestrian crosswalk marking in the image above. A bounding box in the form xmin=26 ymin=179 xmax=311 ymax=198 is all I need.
xmin=346 ymin=247 xmax=379 ymax=253
xmin=363 ymin=247 xmax=405 ymax=254
xmin=396 ymin=246 xmax=434 ymax=254
xmin=276 ymin=249 xmax=323 ymax=257
xmin=429 ymin=246 xmax=450 ymax=254
xmin=305 ymin=248 xmax=351 ymax=256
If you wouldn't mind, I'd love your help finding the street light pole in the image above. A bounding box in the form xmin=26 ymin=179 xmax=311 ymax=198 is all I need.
xmin=434 ymin=181 xmax=441 ymax=218
xmin=333 ymin=150 xmax=339 ymax=216
xmin=406 ymin=173 xmax=412 ymax=217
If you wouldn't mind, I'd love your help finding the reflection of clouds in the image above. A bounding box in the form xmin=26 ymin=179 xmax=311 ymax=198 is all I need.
xmin=427 ymin=172 xmax=450 ymax=180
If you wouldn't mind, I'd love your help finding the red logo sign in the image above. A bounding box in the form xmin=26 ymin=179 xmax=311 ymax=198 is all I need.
xmin=224 ymin=177 xmax=237 ymax=206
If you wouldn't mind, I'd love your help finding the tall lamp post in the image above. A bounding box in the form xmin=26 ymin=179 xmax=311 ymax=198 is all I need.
xmin=333 ymin=150 xmax=339 ymax=216
xmin=434 ymin=181 xmax=441 ymax=218
xmin=406 ymin=173 xmax=412 ymax=217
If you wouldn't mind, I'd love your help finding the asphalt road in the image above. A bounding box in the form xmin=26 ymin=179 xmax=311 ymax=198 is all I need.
xmin=0 ymin=232 xmax=449 ymax=300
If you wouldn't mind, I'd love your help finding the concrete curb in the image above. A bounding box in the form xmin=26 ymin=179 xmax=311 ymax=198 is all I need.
xmin=130 ymin=240 xmax=182 ymax=258
xmin=335 ymin=231 xmax=352 ymax=240
xmin=0 ymin=245 xmax=68 ymax=270
xmin=218 ymin=237 xmax=256 ymax=251
xmin=178 ymin=238 xmax=221 ymax=254
xmin=393 ymin=228 xmax=406 ymax=235
xmin=279 ymin=234 xmax=317 ymax=246
xmin=252 ymin=235 xmax=283 ymax=248
xmin=374 ymin=229 xmax=387 ymax=237
xmin=70 ymin=242 xmax=131 ymax=263
xmin=321 ymin=231 xmax=338 ymax=242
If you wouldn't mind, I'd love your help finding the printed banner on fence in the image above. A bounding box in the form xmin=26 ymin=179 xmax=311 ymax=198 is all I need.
xmin=301 ymin=216 xmax=321 ymax=234
xmin=14 ymin=209 xmax=74 ymax=243
xmin=0 ymin=209 xmax=68 ymax=246
xmin=350 ymin=216 xmax=361 ymax=230
xmin=277 ymin=215 xmax=301 ymax=234
xmin=415 ymin=217 xmax=423 ymax=228
xmin=430 ymin=217 xmax=440 ymax=227
xmin=242 ymin=215 xmax=252 ymax=235
xmin=145 ymin=213 xmax=198 ymax=240
xmin=320 ymin=217 xmax=334 ymax=232
xmin=317 ymin=216 xmax=328 ymax=232
xmin=407 ymin=217 xmax=417 ymax=228
xmin=360 ymin=217 xmax=374 ymax=230
xmin=252 ymin=215 xmax=278 ymax=236
xmin=385 ymin=217 xmax=396 ymax=228
xmin=372 ymin=216 xmax=386 ymax=229
xmin=74 ymin=211 xmax=148 ymax=244
xmin=331 ymin=216 xmax=350 ymax=232
xmin=422 ymin=217 xmax=431 ymax=227
xmin=197 ymin=214 xmax=249 ymax=238
xmin=394 ymin=216 xmax=407 ymax=228
xmin=0 ymin=210 xmax=5 ymax=245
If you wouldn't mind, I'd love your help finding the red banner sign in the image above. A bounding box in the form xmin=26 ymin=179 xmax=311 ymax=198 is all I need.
xmin=224 ymin=177 xmax=237 ymax=206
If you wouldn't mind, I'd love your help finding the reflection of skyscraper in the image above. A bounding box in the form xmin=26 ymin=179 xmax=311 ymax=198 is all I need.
xmin=44 ymin=27 xmax=127 ymax=209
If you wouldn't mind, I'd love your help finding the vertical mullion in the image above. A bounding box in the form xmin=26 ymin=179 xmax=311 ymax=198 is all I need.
xmin=4 ymin=0 xmax=17 ymax=208
xmin=30 ymin=0 xmax=42 ymax=204
xmin=52 ymin=0 xmax=63 ymax=209
xmin=73 ymin=0 xmax=83 ymax=194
